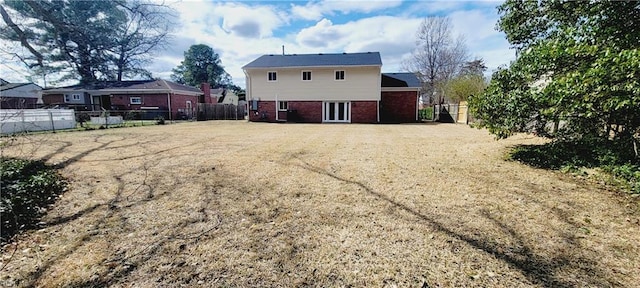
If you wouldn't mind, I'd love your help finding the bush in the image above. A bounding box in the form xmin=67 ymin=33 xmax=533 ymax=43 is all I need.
xmin=419 ymin=107 xmax=434 ymax=120
xmin=155 ymin=116 xmax=165 ymax=125
xmin=509 ymin=138 xmax=639 ymax=194
xmin=1 ymin=157 xmax=67 ymax=243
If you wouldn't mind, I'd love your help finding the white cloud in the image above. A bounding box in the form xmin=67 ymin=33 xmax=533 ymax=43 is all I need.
xmin=293 ymin=15 xmax=421 ymax=72
xmin=0 ymin=1 xmax=516 ymax=89
xmin=291 ymin=0 xmax=403 ymax=21
xmin=296 ymin=19 xmax=345 ymax=47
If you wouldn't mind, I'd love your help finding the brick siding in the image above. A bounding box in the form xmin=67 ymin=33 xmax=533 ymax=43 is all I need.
xmin=380 ymin=91 xmax=418 ymax=123
xmin=351 ymin=101 xmax=378 ymax=123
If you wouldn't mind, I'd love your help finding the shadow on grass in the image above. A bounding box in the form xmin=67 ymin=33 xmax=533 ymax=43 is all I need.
xmin=288 ymin=156 xmax=616 ymax=288
xmin=1 ymin=133 xmax=218 ymax=287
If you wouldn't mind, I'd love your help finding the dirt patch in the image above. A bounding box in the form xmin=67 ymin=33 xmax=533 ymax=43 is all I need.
xmin=1 ymin=121 xmax=639 ymax=287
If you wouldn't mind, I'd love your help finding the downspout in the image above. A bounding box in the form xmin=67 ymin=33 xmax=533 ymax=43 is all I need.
xmin=377 ymin=66 xmax=381 ymax=123
xmin=167 ymin=93 xmax=172 ymax=122
xmin=275 ymin=94 xmax=278 ymax=121
xmin=415 ymin=90 xmax=419 ymax=122
xmin=243 ymin=69 xmax=251 ymax=121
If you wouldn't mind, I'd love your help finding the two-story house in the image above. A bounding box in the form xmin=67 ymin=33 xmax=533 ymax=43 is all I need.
xmin=243 ymin=52 xmax=382 ymax=123
xmin=242 ymin=52 xmax=420 ymax=123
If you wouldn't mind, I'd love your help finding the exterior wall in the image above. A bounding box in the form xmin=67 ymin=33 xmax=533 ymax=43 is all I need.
xmin=0 ymin=97 xmax=38 ymax=109
xmin=351 ymin=101 xmax=378 ymax=123
xmin=169 ymin=93 xmax=200 ymax=119
xmin=42 ymin=94 xmax=64 ymax=105
xmin=284 ymin=101 xmax=323 ymax=123
xmin=110 ymin=93 xmax=168 ymax=110
xmin=249 ymin=101 xmax=276 ymax=122
xmin=246 ymin=66 xmax=381 ymax=102
xmin=248 ymin=100 xmax=377 ymax=123
xmin=380 ymin=90 xmax=419 ymax=123
xmin=42 ymin=93 xmax=90 ymax=110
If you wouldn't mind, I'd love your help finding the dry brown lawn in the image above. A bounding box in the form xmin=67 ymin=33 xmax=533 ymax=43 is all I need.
xmin=1 ymin=121 xmax=639 ymax=287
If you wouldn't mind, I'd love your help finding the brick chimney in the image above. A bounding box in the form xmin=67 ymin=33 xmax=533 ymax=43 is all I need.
xmin=200 ymin=82 xmax=212 ymax=103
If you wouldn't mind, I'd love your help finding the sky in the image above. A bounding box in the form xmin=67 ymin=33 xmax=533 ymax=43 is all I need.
xmin=0 ymin=0 xmax=515 ymax=89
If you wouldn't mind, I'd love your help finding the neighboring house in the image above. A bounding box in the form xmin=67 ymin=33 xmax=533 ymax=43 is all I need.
xmin=242 ymin=52 xmax=420 ymax=123
xmin=0 ymin=78 xmax=42 ymax=109
xmin=41 ymin=80 xmax=214 ymax=120
xmin=212 ymin=88 xmax=240 ymax=105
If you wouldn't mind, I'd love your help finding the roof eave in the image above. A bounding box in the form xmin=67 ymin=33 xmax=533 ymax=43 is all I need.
xmin=243 ymin=64 xmax=382 ymax=70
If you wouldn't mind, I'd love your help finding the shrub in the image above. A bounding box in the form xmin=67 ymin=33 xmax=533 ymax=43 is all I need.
xmin=1 ymin=157 xmax=67 ymax=243
xmin=509 ymin=138 xmax=639 ymax=194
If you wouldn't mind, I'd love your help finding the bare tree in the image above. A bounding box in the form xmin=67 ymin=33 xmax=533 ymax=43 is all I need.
xmin=110 ymin=0 xmax=174 ymax=81
xmin=403 ymin=16 xmax=469 ymax=104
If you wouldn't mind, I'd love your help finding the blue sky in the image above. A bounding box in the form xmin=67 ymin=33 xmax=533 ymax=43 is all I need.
xmin=1 ymin=0 xmax=515 ymax=88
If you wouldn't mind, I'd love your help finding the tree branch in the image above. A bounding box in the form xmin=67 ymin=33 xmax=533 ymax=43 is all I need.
xmin=0 ymin=4 xmax=43 ymax=67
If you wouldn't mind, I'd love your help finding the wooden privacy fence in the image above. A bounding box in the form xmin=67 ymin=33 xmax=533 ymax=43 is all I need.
xmin=434 ymin=101 xmax=473 ymax=124
xmin=1 ymin=109 xmax=76 ymax=134
xmin=197 ymin=103 xmax=246 ymax=120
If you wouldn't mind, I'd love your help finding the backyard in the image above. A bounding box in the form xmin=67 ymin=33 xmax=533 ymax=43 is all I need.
xmin=1 ymin=121 xmax=639 ymax=287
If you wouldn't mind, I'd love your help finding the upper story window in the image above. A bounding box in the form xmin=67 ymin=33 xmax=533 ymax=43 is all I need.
xmin=64 ymin=93 xmax=82 ymax=102
xmin=302 ymin=71 xmax=312 ymax=81
xmin=335 ymin=70 xmax=345 ymax=80
xmin=130 ymin=96 xmax=142 ymax=104
xmin=268 ymin=71 xmax=277 ymax=82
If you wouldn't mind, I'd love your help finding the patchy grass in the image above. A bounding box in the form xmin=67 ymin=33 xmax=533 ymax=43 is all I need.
xmin=0 ymin=122 xmax=638 ymax=287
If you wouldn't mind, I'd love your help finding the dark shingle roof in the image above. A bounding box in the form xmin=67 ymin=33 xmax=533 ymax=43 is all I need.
xmin=243 ymin=52 xmax=382 ymax=69
xmin=43 ymin=79 xmax=201 ymax=94
xmin=382 ymin=73 xmax=422 ymax=88
xmin=0 ymin=82 xmax=40 ymax=91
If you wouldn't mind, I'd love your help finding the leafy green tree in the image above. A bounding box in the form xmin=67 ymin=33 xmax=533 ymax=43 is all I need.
xmin=444 ymin=74 xmax=486 ymax=103
xmin=444 ymin=59 xmax=487 ymax=103
xmin=470 ymin=0 xmax=640 ymax=156
xmin=0 ymin=0 xmax=174 ymax=84
xmin=171 ymin=44 xmax=232 ymax=87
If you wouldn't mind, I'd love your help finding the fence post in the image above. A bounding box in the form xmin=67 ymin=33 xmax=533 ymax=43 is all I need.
xmin=49 ymin=110 xmax=56 ymax=133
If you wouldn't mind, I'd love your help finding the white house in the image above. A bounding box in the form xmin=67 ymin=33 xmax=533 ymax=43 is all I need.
xmin=242 ymin=52 xmax=420 ymax=123
xmin=243 ymin=52 xmax=384 ymax=123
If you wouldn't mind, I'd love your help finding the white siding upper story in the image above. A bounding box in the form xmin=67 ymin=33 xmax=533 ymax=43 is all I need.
xmin=246 ymin=66 xmax=381 ymax=101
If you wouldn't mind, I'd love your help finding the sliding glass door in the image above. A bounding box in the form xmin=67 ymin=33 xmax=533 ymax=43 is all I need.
xmin=323 ymin=101 xmax=350 ymax=123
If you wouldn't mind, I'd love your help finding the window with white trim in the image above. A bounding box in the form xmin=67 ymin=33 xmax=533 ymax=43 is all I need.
xmin=335 ymin=70 xmax=345 ymax=80
xmin=130 ymin=96 xmax=142 ymax=104
xmin=64 ymin=93 xmax=82 ymax=102
xmin=278 ymin=101 xmax=288 ymax=111
xmin=268 ymin=71 xmax=277 ymax=81
xmin=302 ymin=71 xmax=312 ymax=81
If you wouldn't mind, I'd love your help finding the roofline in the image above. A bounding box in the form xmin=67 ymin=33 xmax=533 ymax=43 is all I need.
xmin=0 ymin=82 xmax=42 ymax=91
xmin=243 ymin=64 xmax=382 ymax=70
xmin=382 ymin=87 xmax=421 ymax=92
xmin=42 ymin=88 xmax=202 ymax=96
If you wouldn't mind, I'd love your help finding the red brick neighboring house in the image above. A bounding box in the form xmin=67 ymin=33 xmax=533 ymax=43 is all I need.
xmin=242 ymin=52 xmax=420 ymax=123
xmin=0 ymin=78 xmax=42 ymax=109
xmin=42 ymin=80 xmax=213 ymax=120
